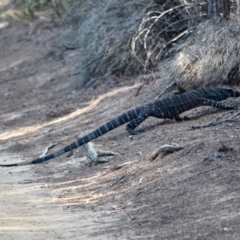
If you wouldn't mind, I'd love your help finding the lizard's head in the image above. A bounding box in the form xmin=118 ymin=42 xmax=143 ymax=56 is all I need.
xmin=205 ymin=87 xmax=240 ymax=101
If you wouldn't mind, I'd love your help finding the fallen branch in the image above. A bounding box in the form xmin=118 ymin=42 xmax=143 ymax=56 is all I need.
xmin=149 ymin=144 xmax=184 ymax=161
xmin=84 ymin=142 xmax=98 ymax=165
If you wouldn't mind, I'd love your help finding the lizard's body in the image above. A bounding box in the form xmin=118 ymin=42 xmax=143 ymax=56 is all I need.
xmin=1 ymin=86 xmax=239 ymax=167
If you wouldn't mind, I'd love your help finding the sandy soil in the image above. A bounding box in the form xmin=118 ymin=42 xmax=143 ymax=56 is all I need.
xmin=0 ymin=153 xmax=115 ymax=240
xmin=1 ymin=13 xmax=240 ymax=240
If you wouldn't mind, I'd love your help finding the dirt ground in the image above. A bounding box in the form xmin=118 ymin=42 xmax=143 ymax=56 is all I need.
xmin=1 ymin=15 xmax=240 ymax=240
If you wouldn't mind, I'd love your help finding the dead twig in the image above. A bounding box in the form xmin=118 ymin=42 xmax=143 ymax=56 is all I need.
xmin=39 ymin=144 xmax=56 ymax=158
xmin=111 ymin=160 xmax=138 ymax=170
xmin=135 ymin=82 xmax=146 ymax=97
xmin=93 ymin=175 xmax=125 ymax=193
xmin=156 ymin=81 xmax=175 ymax=99
xmin=107 ymin=175 xmax=125 ymax=189
xmin=135 ymin=74 xmax=155 ymax=97
xmin=176 ymin=166 xmax=221 ymax=184
xmin=132 ymin=4 xmax=192 ymax=55
xmin=191 ymin=110 xmax=240 ymax=130
xmin=181 ymin=166 xmax=221 ymax=183
xmin=155 ymin=28 xmax=194 ymax=61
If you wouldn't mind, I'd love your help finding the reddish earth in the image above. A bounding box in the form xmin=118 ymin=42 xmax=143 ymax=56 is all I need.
xmin=1 ymin=18 xmax=240 ymax=240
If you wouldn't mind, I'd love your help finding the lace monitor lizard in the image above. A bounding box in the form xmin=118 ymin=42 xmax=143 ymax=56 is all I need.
xmin=1 ymin=86 xmax=239 ymax=167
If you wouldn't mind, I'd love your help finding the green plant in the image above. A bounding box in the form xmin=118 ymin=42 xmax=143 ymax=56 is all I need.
xmin=18 ymin=0 xmax=70 ymax=20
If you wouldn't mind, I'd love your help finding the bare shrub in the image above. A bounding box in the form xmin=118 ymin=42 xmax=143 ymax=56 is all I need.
xmin=72 ymin=0 xmax=199 ymax=87
xmin=131 ymin=1 xmax=200 ymax=71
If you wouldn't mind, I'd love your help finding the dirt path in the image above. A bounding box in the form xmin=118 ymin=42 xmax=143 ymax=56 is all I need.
xmin=0 ymin=154 xmax=114 ymax=240
xmin=0 ymin=18 xmax=128 ymax=239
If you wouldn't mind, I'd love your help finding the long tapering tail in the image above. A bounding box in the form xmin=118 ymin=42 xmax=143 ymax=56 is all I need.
xmin=0 ymin=107 xmax=141 ymax=167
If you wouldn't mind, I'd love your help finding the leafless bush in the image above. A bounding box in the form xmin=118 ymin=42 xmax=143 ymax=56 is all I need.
xmin=72 ymin=0 xmax=201 ymax=87
xmin=131 ymin=1 xmax=201 ymax=71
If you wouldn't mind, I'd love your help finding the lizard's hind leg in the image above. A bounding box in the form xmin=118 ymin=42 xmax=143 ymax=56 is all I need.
xmin=126 ymin=112 xmax=149 ymax=135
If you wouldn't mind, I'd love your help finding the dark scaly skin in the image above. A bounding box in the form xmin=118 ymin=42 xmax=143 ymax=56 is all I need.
xmin=1 ymin=86 xmax=239 ymax=167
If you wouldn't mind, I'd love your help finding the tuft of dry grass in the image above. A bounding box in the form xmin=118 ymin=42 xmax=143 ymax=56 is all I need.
xmin=163 ymin=19 xmax=240 ymax=90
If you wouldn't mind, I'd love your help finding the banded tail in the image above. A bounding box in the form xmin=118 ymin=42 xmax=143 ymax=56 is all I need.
xmin=0 ymin=107 xmax=142 ymax=167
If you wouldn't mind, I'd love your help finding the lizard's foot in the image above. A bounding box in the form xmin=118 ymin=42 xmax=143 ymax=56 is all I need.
xmin=175 ymin=116 xmax=190 ymax=121
xmin=233 ymin=104 xmax=239 ymax=110
xmin=126 ymin=128 xmax=144 ymax=135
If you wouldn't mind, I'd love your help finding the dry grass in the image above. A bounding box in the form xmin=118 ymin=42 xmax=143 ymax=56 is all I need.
xmin=2 ymin=1 xmax=239 ymax=91
xmin=158 ymin=19 xmax=240 ymax=90
xmin=71 ymin=0 xmax=240 ymax=90
xmin=72 ymin=0 xmax=154 ymax=87
xmin=71 ymin=0 xmax=201 ymax=87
